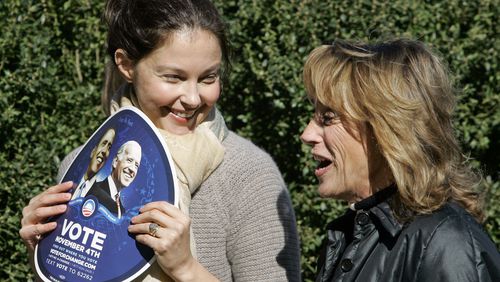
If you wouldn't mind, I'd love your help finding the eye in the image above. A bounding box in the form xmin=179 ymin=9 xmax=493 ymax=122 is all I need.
xmin=163 ymin=74 xmax=182 ymax=83
xmin=200 ymin=73 xmax=219 ymax=84
xmin=315 ymin=110 xmax=338 ymax=126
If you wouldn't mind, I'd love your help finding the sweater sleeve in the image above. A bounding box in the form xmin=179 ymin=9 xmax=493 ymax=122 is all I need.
xmin=224 ymin=145 xmax=301 ymax=282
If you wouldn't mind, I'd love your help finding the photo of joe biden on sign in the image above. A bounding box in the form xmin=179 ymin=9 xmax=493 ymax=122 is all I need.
xmin=86 ymin=140 xmax=142 ymax=218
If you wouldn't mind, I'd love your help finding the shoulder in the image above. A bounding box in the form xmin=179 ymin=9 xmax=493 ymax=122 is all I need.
xmin=87 ymin=180 xmax=109 ymax=197
xmin=56 ymin=146 xmax=82 ymax=182
xmin=405 ymin=202 xmax=491 ymax=246
xmin=216 ymin=130 xmax=293 ymax=216
xmin=195 ymin=130 xmax=292 ymax=225
xmin=210 ymin=131 xmax=286 ymax=196
xmin=218 ymin=131 xmax=284 ymax=182
xmin=91 ymin=179 xmax=109 ymax=190
xmin=402 ymin=202 xmax=500 ymax=280
xmin=222 ymin=131 xmax=280 ymax=168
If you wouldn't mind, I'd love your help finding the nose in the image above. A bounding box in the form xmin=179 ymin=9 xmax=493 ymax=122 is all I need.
xmin=300 ymin=119 xmax=321 ymax=146
xmin=180 ymin=82 xmax=201 ymax=109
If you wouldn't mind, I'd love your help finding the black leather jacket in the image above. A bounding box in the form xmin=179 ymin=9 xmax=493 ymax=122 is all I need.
xmin=316 ymin=193 xmax=500 ymax=282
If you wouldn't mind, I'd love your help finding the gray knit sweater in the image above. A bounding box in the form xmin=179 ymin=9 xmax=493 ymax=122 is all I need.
xmin=57 ymin=131 xmax=301 ymax=281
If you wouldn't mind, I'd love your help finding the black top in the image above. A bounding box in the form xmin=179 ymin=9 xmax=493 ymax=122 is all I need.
xmin=316 ymin=189 xmax=500 ymax=282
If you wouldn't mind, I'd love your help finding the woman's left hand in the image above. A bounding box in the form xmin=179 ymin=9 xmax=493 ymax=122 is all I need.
xmin=128 ymin=201 xmax=195 ymax=278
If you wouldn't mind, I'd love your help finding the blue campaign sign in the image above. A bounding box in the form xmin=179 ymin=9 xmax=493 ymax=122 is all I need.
xmin=34 ymin=106 xmax=178 ymax=282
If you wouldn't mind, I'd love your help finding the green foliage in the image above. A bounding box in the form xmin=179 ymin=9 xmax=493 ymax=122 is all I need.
xmin=1 ymin=0 xmax=498 ymax=281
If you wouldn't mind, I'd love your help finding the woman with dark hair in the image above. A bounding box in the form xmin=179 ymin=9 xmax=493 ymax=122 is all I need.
xmin=300 ymin=39 xmax=500 ymax=281
xmin=19 ymin=1 xmax=301 ymax=281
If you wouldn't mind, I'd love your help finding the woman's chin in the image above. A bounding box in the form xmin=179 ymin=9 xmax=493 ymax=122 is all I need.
xmin=317 ymin=184 xmax=335 ymax=199
xmin=158 ymin=117 xmax=195 ymax=135
xmin=317 ymin=184 xmax=351 ymax=201
xmin=164 ymin=126 xmax=192 ymax=135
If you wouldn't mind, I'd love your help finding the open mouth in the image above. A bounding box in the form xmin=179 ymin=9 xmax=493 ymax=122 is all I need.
xmin=313 ymin=155 xmax=333 ymax=176
xmin=170 ymin=108 xmax=197 ymax=120
xmin=96 ymin=155 xmax=104 ymax=164
xmin=123 ymin=168 xmax=135 ymax=180
xmin=317 ymin=159 xmax=332 ymax=169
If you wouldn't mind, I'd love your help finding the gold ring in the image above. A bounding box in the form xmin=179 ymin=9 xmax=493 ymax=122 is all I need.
xmin=148 ymin=223 xmax=160 ymax=237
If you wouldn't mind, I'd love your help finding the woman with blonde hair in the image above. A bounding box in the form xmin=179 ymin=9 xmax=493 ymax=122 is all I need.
xmin=301 ymin=38 xmax=500 ymax=281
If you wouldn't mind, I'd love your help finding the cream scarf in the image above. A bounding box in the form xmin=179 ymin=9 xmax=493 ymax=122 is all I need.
xmin=110 ymin=84 xmax=227 ymax=281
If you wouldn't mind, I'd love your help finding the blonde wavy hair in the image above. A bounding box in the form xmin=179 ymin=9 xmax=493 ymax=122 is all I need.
xmin=303 ymin=39 xmax=484 ymax=222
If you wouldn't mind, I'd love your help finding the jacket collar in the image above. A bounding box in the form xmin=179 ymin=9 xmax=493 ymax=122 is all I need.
xmin=371 ymin=201 xmax=403 ymax=237
xmin=349 ymin=184 xmax=403 ymax=237
xmin=349 ymin=183 xmax=397 ymax=211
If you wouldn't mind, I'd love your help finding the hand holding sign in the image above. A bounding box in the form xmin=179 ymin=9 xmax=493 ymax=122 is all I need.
xmin=20 ymin=182 xmax=73 ymax=252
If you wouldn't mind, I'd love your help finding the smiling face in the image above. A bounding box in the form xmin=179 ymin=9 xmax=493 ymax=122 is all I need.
xmin=300 ymin=104 xmax=377 ymax=202
xmin=112 ymin=141 xmax=142 ymax=189
xmin=115 ymin=28 xmax=222 ymax=135
xmin=87 ymin=128 xmax=116 ymax=179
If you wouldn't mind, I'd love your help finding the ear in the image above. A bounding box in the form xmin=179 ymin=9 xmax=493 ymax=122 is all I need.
xmin=112 ymin=157 xmax=118 ymax=169
xmin=115 ymin=49 xmax=134 ymax=82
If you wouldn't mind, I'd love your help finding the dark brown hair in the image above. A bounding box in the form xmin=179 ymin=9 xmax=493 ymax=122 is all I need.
xmin=102 ymin=0 xmax=230 ymax=114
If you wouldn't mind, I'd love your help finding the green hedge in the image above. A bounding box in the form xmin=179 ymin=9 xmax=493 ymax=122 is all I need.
xmin=1 ymin=0 xmax=498 ymax=280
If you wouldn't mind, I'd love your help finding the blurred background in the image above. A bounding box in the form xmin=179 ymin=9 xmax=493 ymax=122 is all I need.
xmin=1 ymin=0 xmax=498 ymax=280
